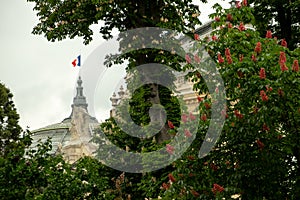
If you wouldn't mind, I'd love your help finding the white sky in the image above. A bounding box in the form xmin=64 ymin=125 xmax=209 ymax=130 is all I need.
xmin=0 ymin=1 xmax=230 ymax=131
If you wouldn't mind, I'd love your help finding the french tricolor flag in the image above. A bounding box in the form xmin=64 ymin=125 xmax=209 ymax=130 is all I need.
xmin=72 ymin=55 xmax=81 ymax=67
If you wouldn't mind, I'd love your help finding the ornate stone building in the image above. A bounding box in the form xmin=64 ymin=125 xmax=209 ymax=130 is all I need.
xmin=31 ymin=77 xmax=99 ymax=163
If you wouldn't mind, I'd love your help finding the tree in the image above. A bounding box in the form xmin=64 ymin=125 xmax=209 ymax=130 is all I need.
xmin=0 ymin=83 xmax=115 ymax=199
xmin=28 ymin=0 xmax=204 ymax=44
xmin=248 ymin=0 xmax=300 ymax=50
xmin=0 ymin=82 xmax=31 ymax=157
xmin=27 ymin=0 xmax=209 ymax=198
xmin=163 ymin=2 xmax=300 ymax=199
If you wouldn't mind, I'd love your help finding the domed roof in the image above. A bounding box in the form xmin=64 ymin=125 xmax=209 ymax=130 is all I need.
xmin=31 ymin=76 xmax=100 ymax=159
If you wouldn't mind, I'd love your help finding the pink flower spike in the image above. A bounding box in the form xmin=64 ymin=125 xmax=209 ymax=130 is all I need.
xmin=168 ymin=120 xmax=175 ymax=129
xmin=194 ymin=54 xmax=201 ymax=63
xmin=185 ymin=54 xmax=192 ymax=64
xmin=238 ymin=22 xmax=246 ymax=31
xmin=197 ymin=96 xmax=203 ymax=102
xmin=184 ymin=129 xmax=192 ymax=137
xmin=260 ymin=90 xmax=268 ymax=101
xmin=255 ymin=42 xmax=262 ymax=53
xmin=189 ymin=112 xmax=196 ymax=121
xmin=279 ymin=51 xmax=286 ymax=63
xmin=218 ymin=53 xmax=224 ymax=64
xmin=166 ymin=144 xmax=174 ymax=155
xmin=259 ymin=68 xmax=266 ymax=79
xmin=281 ymin=39 xmax=287 ymax=48
xmin=252 ymin=54 xmax=257 ymax=62
xmin=236 ymin=1 xmax=242 ymax=8
xmin=266 ymin=30 xmax=272 ymax=38
xmin=292 ymin=60 xmax=299 ymax=72
xmin=181 ymin=114 xmax=188 ymax=123
xmin=280 ymin=62 xmax=288 ymax=72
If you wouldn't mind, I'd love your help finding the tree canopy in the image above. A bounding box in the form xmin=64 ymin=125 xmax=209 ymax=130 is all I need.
xmin=28 ymin=0 xmax=205 ymax=44
xmin=3 ymin=0 xmax=298 ymax=199
xmin=249 ymin=0 xmax=300 ymax=50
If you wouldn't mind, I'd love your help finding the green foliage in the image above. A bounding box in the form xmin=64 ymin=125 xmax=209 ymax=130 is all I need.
xmin=249 ymin=0 xmax=300 ymax=50
xmin=164 ymin=3 xmax=300 ymax=199
xmin=22 ymin=0 xmax=300 ymax=199
xmin=27 ymin=0 xmax=205 ymax=44
xmin=0 ymin=82 xmax=31 ymax=158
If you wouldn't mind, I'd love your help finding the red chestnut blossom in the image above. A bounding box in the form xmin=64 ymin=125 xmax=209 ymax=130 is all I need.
xmin=281 ymin=39 xmax=287 ymax=48
xmin=238 ymin=22 xmax=246 ymax=31
xmin=218 ymin=53 xmax=224 ymax=63
xmin=194 ymin=54 xmax=200 ymax=63
xmin=226 ymin=14 xmax=233 ymax=21
xmin=201 ymin=114 xmax=207 ymax=121
xmin=181 ymin=114 xmax=188 ymax=123
xmin=259 ymin=68 xmax=266 ymax=79
xmin=280 ymin=62 xmax=289 ymax=72
xmin=212 ymin=183 xmax=225 ymax=194
xmin=204 ymin=102 xmax=211 ymax=109
xmin=185 ymin=54 xmax=192 ymax=64
xmin=252 ymin=54 xmax=257 ymax=62
xmin=279 ymin=51 xmax=286 ymax=63
xmin=184 ymin=129 xmax=192 ymax=137
xmin=162 ymin=182 xmax=170 ymax=190
xmin=266 ymin=85 xmax=273 ymax=92
xmin=266 ymin=30 xmax=272 ymax=38
xmin=260 ymin=90 xmax=268 ymax=101
xmin=255 ymin=41 xmax=262 ymax=53
xmin=168 ymin=120 xmax=174 ymax=129
xmin=242 ymin=0 xmax=248 ymax=6
xmin=215 ymin=87 xmax=219 ymax=93
xmin=189 ymin=112 xmax=196 ymax=121
xmin=215 ymin=16 xmax=220 ymax=22
xmin=197 ymin=96 xmax=203 ymax=102
xmin=234 ymin=110 xmax=244 ymax=119
xmin=256 ymin=139 xmax=265 ymax=150
xmin=212 ymin=35 xmax=218 ymax=41
xmin=166 ymin=144 xmax=174 ymax=154
xmin=168 ymin=173 xmax=176 ymax=183
xmin=226 ymin=55 xmax=233 ymax=64
xmin=194 ymin=33 xmax=200 ymax=41
xmin=225 ymin=48 xmax=231 ymax=56
xmin=292 ymin=60 xmax=299 ymax=72
xmin=236 ymin=1 xmax=242 ymax=8
xmin=225 ymin=48 xmax=233 ymax=64
xmin=228 ymin=23 xmax=233 ymax=29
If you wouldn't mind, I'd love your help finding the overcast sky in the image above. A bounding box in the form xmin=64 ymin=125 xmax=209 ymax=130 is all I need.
xmin=0 ymin=1 xmax=230 ymax=131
